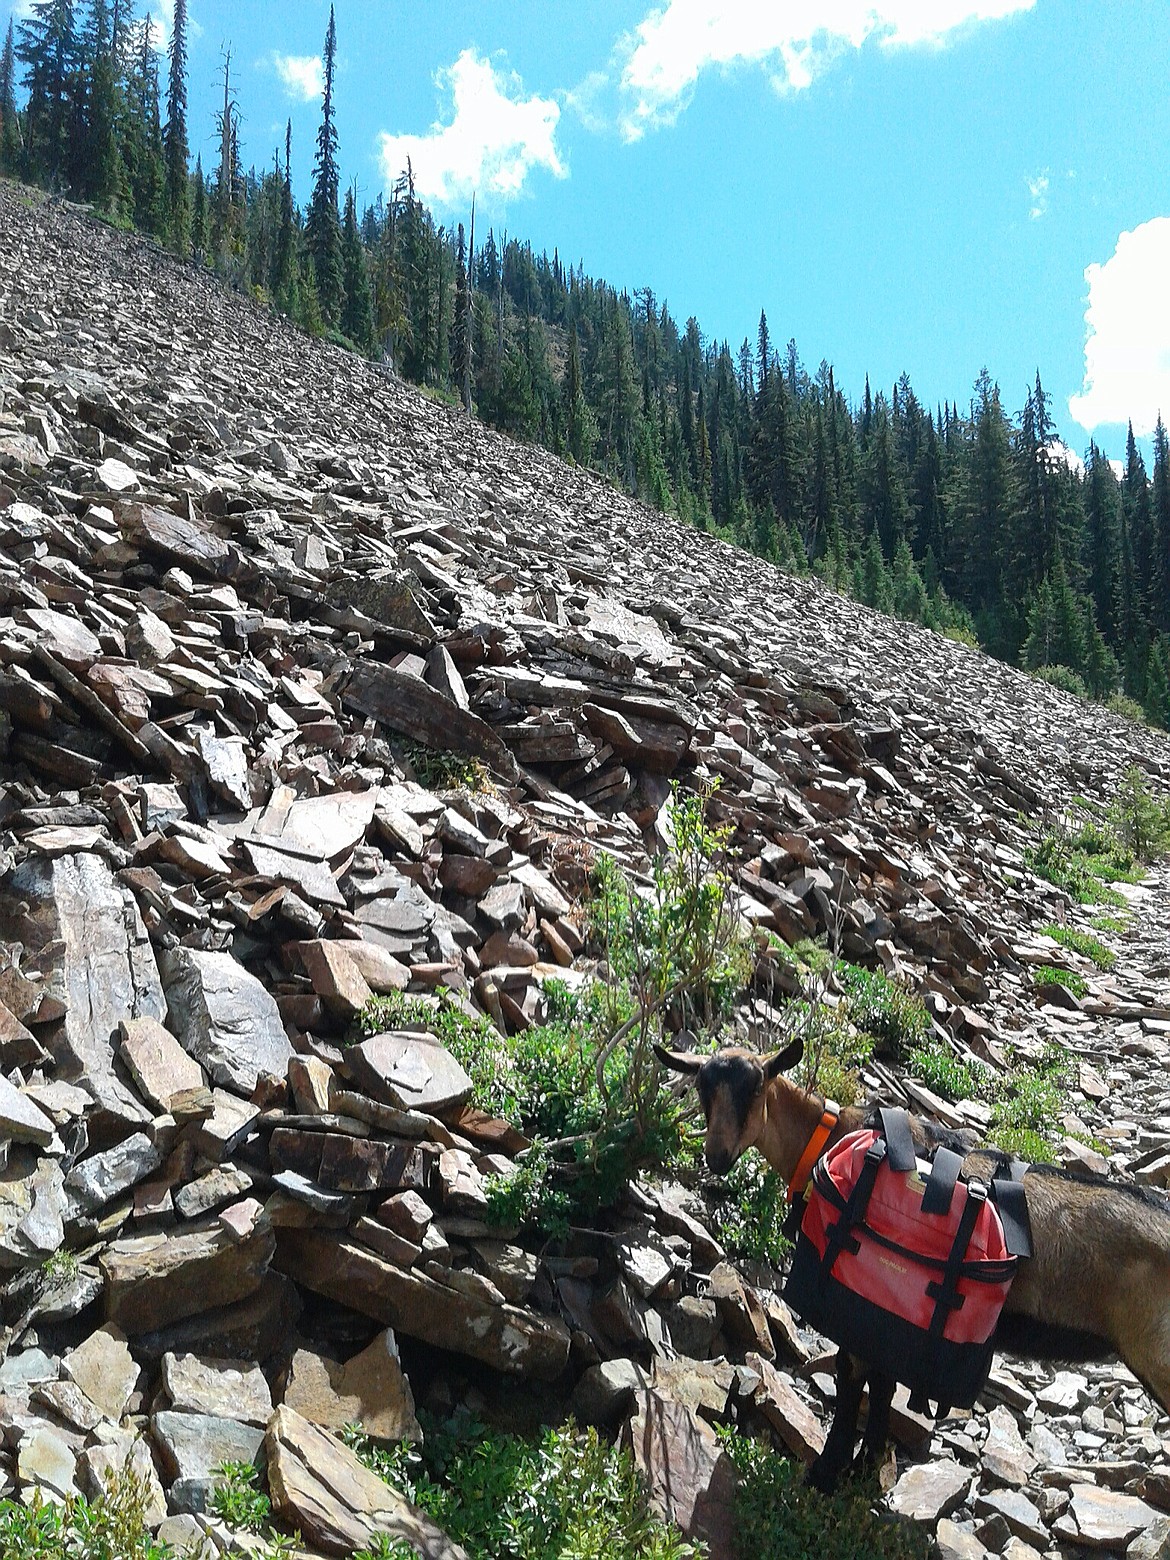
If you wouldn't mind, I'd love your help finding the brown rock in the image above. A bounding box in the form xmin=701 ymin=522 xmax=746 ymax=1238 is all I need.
xmin=623 ymin=1390 xmax=736 ymax=1560
xmin=284 ymin=1331 xmax=421 ymax=1443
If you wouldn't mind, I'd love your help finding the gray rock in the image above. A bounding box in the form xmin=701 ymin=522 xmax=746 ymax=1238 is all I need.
xmin=0 ymin=852 xmax=162 ymax=1126
xmin=65 ymin=1131 xmax=161 ymax=1214
xmin=161 ymin=948 xmax=293 ymax=1096
xmin=1052 ymin=1482 xmax=1163 ymax=1550
xmin=0 ymin=1074 xmax=56 ymax=1146
xmin=161 ymin=1352 xmax=274 ymax=1427
xmin=934 ymin=1518 xmax=989 ymax=1560
xmin=152 ymin=1409 xmax=265 ymax=1514
xmin=347 ymin=1031 xmax=473 ymax=1119
xmin=887 ymin=1459 xmax=972 ymax=1523
xmin=61 ymin=1324 xmax=139 ymax=1420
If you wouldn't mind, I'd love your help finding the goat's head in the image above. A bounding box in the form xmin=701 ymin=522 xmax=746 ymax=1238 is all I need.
xmin=655 ymin=1039 xmax=804 ymax=1174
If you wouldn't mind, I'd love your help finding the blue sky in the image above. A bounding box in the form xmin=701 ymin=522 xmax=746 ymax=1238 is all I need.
xmin=7 ymin=0 xmax=1170 ymax=460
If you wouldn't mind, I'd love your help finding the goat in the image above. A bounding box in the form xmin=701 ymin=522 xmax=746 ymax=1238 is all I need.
xmin=657 ymin=1038 xmax=1170 ymax=1493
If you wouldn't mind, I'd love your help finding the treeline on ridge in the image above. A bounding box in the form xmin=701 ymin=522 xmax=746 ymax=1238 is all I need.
xmin=2 ymin=1 xmax=1168 ymax=727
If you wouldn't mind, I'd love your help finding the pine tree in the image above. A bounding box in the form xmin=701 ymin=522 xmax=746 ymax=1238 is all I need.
xmin=306 ymin=4 xmax=342 ymax=327
xmin=273 ymin=120 xmax=296 ymax=310
xmin=451 ymin=220 xmax=471 ymax=410
xmin=1124 ymin=421 xmax=1154 ymax=622
xmin=17 ymin=0 xmax=80 ymax=185
xmin=340 ymin=185 xmax=374 ymax=351
xmin=1 ymin=19 xmax=23 ymax=174
xmin=1083 ymin=443 xmax=1123 ymax=643
xmin=128 ymin=16 xmax=165 ymax=234
xmin=82 ymin=0 xmax=124 ymax=212
xmin=190 ymin=153 xmax=207 ymax=259
xmin=1153 ymin=416 xmax=1170 ymax=635
xmin=562 ymin=318 xmax=594 ymax=466
xmin=163 ymin=0 xmax=190 ymax=253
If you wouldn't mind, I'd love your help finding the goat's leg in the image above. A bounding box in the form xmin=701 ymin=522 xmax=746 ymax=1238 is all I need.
xmin=853 ymin=1369 xmax=896 ymax=1479
xmin=806 ymin=1352 xmax=865 ymax=1494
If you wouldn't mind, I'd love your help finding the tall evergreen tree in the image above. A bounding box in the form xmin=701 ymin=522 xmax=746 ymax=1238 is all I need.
xmin=340 ymin=185 xmax=374 ymax=351
xmin=163 ymin=0 xmax=189 ymax=253
xmin=17 ymin=0 xmax=79 ymax=185
xmin=306 ymin=4 xmax=342 ymax=326
xmin=190 ymin=152 xmax=207 ymax=259
xmin=1 ymin=19 xmax=23 ymax=174
xmin=451 ymin=220 xmax=471 ymax=411
xmin=82 ymin=0 xmax=123 ymax=211
xmin=1152 ymin=416 xmax=1170 ymax=635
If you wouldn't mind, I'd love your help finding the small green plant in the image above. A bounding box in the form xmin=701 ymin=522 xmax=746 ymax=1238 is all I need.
xmin=719 ymin=1431 xmax=929 ymax=1560
xmin=349 ymin=1417 xmax=698 ymax=1560
xmin=1033 ymin=964 xmax=1089 ymax=998
xmin=791 ymin=1002 xmax=873 ymax=1108
xmin=988 ymin=1044 xmax=1073 ymax=1160
xmin=1038 ymin=923 xmax=1115 ymax=970
xmin=1025 ymin=813 xmax=1134 ymax=906
xmin=352 ymin=1539 xmax=418 ymax=1560
xmin=1109 ymin=765 xmax=1170 ymax=863
xmin=403 ymin=743 xmax=492 ymax=793
xmin=838 ymin=964 xmax=930 ymax=1059
xmin=1090 ymin=911 xmax=1129 ymax=935
xmin=41 ymin=1248 xmax=80 ymax=1282
xmin=0 ymin=1465 xmax=174 ymax=1560
xmin=712 ymin=1149 xmax=792 ymax=1268
xmin=906 ymin=1043 xmax=989 ymax=1103
xmin=211 ymin=1460 xmax=270 ymax=1534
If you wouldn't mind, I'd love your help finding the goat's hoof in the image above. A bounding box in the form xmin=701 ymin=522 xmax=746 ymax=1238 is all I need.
xmin=804 ymin=1458 xmax=843 ymax=1496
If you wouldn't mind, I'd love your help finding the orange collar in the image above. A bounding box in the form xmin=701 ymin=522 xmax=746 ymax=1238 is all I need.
xmin=785 ymin=1100 xmax=841 ymax=1204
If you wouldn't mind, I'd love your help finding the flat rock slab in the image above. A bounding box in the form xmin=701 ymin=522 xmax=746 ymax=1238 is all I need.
xmin=61 ymin=1324 xmax=139 ymax=1420
xmin=101 ymin=1208 xmax=276 ymax=1334
xmin=162 ymin=947 xmax=293 ymax=1095
xmin=152 ymin=1409 xmax=265 ymax=1514
xmin=1 ymin=851 xmax=162 ymax=1125
xmin=267 ymin=1405 xmax=469 ymax=1558
xmin=739 ymin=1353 xmax=824 ymax=1463
xmin=161 ymin=1352 xmax=274 ymax=1426
xmin=118 ymin=1015 xmax=206 ymax=1111
xmin=348 ymin=1032 xmax=472 ymax=1119
xmin=284 ymin=1330 xmax=421 ymax=1443
xmin=276 ymin=1231 xmax=570 ymax=1381
xmin=0 ymin=1073 xmax=56 ymax=1146
xmin=887 ymin=1459 xmax=972 ymax=1523
xmin=1052 ymin=1482 xmax=1163 ymax=1549
xmin=624 ymin=1390 xmax=736 ymax=1560
xmin=258 ymin=789 xmax=379 ymax=860
xmin=65 ymin=1131 xmax=161 ymax=1214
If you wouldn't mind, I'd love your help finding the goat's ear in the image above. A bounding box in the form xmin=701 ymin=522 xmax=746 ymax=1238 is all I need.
xmin=654 ymin=1044 xmax=703 ymax=1076
xmin=763 ymin=1038 xmax=804 ymax=1079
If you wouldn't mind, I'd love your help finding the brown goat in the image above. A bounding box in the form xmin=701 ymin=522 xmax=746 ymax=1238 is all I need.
xmin=657 ymin=1038 xmax=1170 ymax=1492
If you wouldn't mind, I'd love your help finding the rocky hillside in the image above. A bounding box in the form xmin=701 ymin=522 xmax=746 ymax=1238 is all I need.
xmin=2 ymin=181 xmax=1170 ymax=1560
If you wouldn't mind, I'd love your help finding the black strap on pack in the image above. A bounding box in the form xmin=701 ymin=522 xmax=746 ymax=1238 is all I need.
xmin=990 ymin=1160 xmax=1033 ymax=1258
xmin=819 ymin=1137 xmax=887 ymax=1280
xmin=924 ymin=1178 xmax=988 ymax=1336
xmin=878 ymin=1107 xmax=917 ymax=1172
xmin=921 ymin=1147 xmax=963 ymax=1216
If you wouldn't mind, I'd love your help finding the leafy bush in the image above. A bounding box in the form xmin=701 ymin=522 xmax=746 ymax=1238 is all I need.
xmin=790 ymin=1002 xmax=873 ymax=1108
xmin=719 ymin=1433 xmax=929 ymax=1560
xmin=1033 ymin=664 xmax=1088 ymax=697
xmin=1038 ymin=923 xmax=1115 ymax=970
xmin=349 ymin=1419 xmax=698 ymax=1560
xmin=838 ymin=965 xmax=930 ymax=1059
xmin=1033 ymin=964 xmax=1088 ymax=998
xmin=906 ymin=1043 xmax=988 ymax=1103
xmin=0 ymin=1467 xmax=171 ymax=1560
xmin=1090 ymin=911 xmax=1129 ymax=936
xmin=988 ymin=1044 xmax=1072 ymax=1160
xmin=712 ymin=1149 xmax=792 ymax=1268
xmin=1025 ymin=821 xmax=1131 ymax=906
xmin=1106 ymin=693 xmax=1147 ymax=725
xmin=211 ymin=1459 xmax=270 ymax=1533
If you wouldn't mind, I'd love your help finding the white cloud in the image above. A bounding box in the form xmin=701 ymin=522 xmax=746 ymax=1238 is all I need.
xmin=273 ymin=53 xmax=324 ymax=103
xmin=1070 ymin=217 xmax=1170 ymax=437
xmin=617 ymin=0 xmax=1036 ymax=139
xmin=1028 ymin=169 xmax=1049 ymax=220
xmin=377 ymin=49 xmax=566 ymax=207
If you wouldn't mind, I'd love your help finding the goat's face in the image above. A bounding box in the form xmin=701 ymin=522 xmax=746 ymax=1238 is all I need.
xmin=656 ymin=1039 xmax=804 ymax=1174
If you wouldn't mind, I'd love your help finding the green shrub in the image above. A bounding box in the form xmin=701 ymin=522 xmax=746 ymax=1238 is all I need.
xmin=403 ymin=744 xmax=492 ymax=792
xmin=988 ymin=1045 xmax=1072 ymax=1159
xmin=1109 ymin=766 xmax=1170 ymax=863
xmin=790 ymin=1003 xmax=874 ymax=1107
xmin=0 ymin=1465 xmax=172 ymax=1560
xmin=712 ymin=1149 xmax=792 ymax=1268
xmin=349 ymin=1419 xmax=698 ymax=1560
xmin=1090 ymin=911 xmax=1129 ymax=936
xmin=1033 ymin=665 xmax=1088 ymax=697
xmin=838 ymin=965 xmax=930 ymax=1058
xmin=1033 ymin=964 xmax=1088 ymax=998
xmin=1025 ymin=820 xmax=1133 ymax=905
xmin=1037 ymin=923 xmax=1115 ymax=970
xmin=211 ymin=1460 xmax=270 ymax=1533
xmin=1106 ymin=693 xmax=1147 ymax=725
xmin=906 ymin=1043 xmax=988 ymax=1103
xmin=719 ymin=1432 xmax=929 ymax=1560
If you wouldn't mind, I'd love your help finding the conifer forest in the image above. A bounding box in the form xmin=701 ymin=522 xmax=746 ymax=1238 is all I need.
xmin=2 ymin=1 xmax=1166 ymax=726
